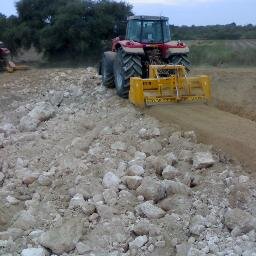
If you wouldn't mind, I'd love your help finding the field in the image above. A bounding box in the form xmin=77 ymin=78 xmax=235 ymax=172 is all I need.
xmin=187 ymin=39 xmax=256 ymax=66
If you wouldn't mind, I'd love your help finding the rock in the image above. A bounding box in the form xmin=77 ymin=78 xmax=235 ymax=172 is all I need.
xmin=136 ymin=177 xmax=166 ymax=202
xmin=178 ymin=150 xmax=193 ymax=162
xmin=20 ymin=102 xmax=55 ymax=131
xmin=69 ymin=193 xmax=86 ymax=209
xmin=139 ymin=201 xmax=166 ymax=219
xmin=163 ymin=180 xmax=191 ymax=196
xmin=224 ymin=208 xmax=256 ymax=236
xmin=102 ymin=172 xmax=121 ymax=189
xmin=125 ymin=176 xmax=143 ymax=190
xmin=81 ymin=202 xmax=96 ymax=216
xmin=155 ymin=240 xmax=166 ymax=248
xmin=103 ymin=189 xmax=118 ymax=206
xmin=133 ymin=219 xmax=151 ymax=235
xmin=0 ymin=172 xmax=5 ymax=184
xmin=0 ymin=228 xmax=23 ymax=240
xmin=12 ymin=210 xmax=37 ymax=230
xmin=148 ymin=244 xmax=155 ymax=252
xmin=111 ymin=141 xmax=127 ymax=151
xmin=145 ymin=156 xmax=167 ymax=175
xmin=70 ymin=85 xmax=83 ymax=97
xmin=134 ymin=151 xmax=147 ymax=160
xmin=21 ymin=248 xmax=48 ymax=256
xmin=0 ymin=123 xmax=17 ymax=136
xmin=162 ymin=166 xmax=181 ymax=180
xmin=193 ymin=152 xmax=215 ymax=169
xmin=238 ymin=175 xmax=249 ymax=183
xmin=28 ymin=230 xmax=44 ymax=243
xmin=76 ymin=241 xmax=92 ymax=254
xmin=0 ymin=133 xmax=4 ymax=148
xmin=129 ymin=235 xmax=148 ymax=249
xmin=39 ymin=219 xmax=83 ymax=254
xmin=126 ymin=165 xmax=145 ymax=176
xmin=96 ymin=204 xmax=116 ymax=220
xmin=16 ymin=158 xmax=29 ymax=169
xmin=69 ymin=193 xmax=95 ymax=215
xmin=138 ymin=127 xmax=160 ymax=139
xmin=164 ymin=152 xmax=178 ymax=165
xmin=141 ymin=138 xmax=162 ymax=155
xmin=38 ymin=174 xmax=52 ymax=186
xmin=158 ymin=195 xmax=192 ymax=214
xmin=6 ymin=195 xmax=19 ymax=205
xmin=22 ymin=171 xmax=39 ymax=185
xmin=183 ymin=131 xmax=197 ymax=143
xmin=176 ymin=243 xmax=191 ymax=256
xmin=189 ymin=215 xmax=206 ymax=235
xmin=49 ymin=90 xmax=64 ymax=106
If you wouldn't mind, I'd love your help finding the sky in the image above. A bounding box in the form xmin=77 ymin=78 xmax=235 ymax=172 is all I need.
xmin=0 ymin=0 xmax=256 ymax=26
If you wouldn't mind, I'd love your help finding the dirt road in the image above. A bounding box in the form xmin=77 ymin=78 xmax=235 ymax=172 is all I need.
xmin=146 ymin=104 xmax=256 ymax=171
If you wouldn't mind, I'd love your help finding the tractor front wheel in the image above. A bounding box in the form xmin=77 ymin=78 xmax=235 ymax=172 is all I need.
xmin=170 ymin=54 xmax=191 ymax=72
xmin=113 ymin=48 xmax=142 ymax=98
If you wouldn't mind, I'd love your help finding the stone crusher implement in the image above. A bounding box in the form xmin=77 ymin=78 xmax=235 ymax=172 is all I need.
xmin=129 ymin=65 xmax=211 ymax=108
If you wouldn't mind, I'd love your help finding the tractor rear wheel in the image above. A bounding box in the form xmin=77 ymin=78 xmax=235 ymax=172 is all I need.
xmin=114 ymin=48 xmax=142 ymax=98
xmin=100 ymin=51 xmax=116 ymax=88
xmin=170 ymin=54 xmax=191 ymax=72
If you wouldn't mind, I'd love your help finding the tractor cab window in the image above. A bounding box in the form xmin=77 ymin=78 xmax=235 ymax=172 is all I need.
xmin=126 ymin=20 xmax=142 ymax=42
xmin=126 ymin=20 xmax=171 ymax=43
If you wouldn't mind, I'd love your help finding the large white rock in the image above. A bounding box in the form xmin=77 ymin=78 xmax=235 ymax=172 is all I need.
xmin=76 ymin=241 xmax=92 ymax=254
xmin=189 ymin=215 xmax=206 ymax=235
xmin=0 ymin=133 xmax=4 ymax=148
xmin=139 ymin=201 xmax=166 ymax=219
xmin=162 ymin=166 xmax=180 ymax=180
xmin=111 ymin=141 xmax=127 ymax=151
xmin=141 ymin=138 xmax=162 ymax=155
xmin=0 ymin=123 xmax=17 ymax=136
xmin=20 ymin=102 xmax=55 ymax=131
xmin=102 ymin=172 xmax=121 ymax=189
xmin=136 ymin=177 xmax=165 ymax=202
xmin=193 ymin=152 xmax=215 ymax=169
xmin=12 ymin=210 xmax=37 ymax=230
xmin=21 ymin=248 xmax=48 ymax=256
xmin=224 ymin=208 xmax=256 ymax=236
xmin=126 ymin=165 xmax=145 ymax=176
xmin=103 ymin=189 xmax=118 ymax=206
xmin=49 ymin=90 xmax=64 ymax=106
xmin=125 ymin=176 xmax=143 ymax=190
xmin=39 ymin=219 xmax=83 ymax=254
xmin=129 ymin=235 xmax=148 ymax=249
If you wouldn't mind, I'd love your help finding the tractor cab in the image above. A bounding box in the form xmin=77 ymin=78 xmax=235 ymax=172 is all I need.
xmin=126 ymin=16 xmax=171 ymax=44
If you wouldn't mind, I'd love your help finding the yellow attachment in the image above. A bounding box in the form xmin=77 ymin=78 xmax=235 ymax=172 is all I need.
xmin=129 ymin=65 xmax=211 ymax=108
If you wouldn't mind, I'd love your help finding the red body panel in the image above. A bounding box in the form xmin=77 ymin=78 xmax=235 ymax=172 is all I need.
xmin=112 ymin=37 xmax=188 ymax=58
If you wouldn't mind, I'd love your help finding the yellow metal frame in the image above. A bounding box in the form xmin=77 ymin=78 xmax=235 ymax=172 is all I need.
xmin=129 ymin=65 xmax=211 ymax=108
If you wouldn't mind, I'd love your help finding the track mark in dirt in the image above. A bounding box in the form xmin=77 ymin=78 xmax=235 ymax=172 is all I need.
xmin=145 ymin=104 xmax=256 ymax=171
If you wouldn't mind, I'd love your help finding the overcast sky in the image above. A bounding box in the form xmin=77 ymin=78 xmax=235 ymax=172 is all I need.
xmin=0 ymin=0 xmax=255 ymax=26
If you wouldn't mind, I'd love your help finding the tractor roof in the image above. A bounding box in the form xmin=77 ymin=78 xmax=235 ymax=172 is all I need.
xmin=128 ymin=16 xmax=169 ymax=21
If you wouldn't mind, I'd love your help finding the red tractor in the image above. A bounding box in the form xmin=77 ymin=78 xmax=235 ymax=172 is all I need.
xmin=100 ymin=16 xmax=190 ymax=97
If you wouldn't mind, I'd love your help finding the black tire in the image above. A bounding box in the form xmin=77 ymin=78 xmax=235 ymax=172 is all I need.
xmin=101 ymin=51 xmax=116 ymax=88
xmin=113 ymin=48 xmax=142 ymax=98
xmin=170 ymin=54 xmax=191 ymax=72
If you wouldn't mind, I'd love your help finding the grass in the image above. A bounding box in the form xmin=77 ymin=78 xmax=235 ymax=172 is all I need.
xmin=188 ymin=40 xmax=256 ymax=67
